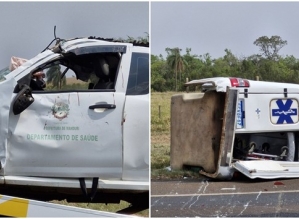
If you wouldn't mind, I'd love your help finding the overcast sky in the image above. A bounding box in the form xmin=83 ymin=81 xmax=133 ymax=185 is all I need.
xmin=151 ymin=2 xmax=299 ymax=59
xmin=0 ymin=2 xmax=149 ymax=68
xmin=3 ymin=2 xmax=299 ymax=68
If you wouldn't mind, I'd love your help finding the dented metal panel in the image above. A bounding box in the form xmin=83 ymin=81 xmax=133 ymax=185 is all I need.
xmin=69 ymin=45 xmax=127 ymax=55
xmin=181 ymin=77 xmax=299 ymax=180
xmin=200 ymin=88 xmax=238 ymax=179
xmin=60 ymin=39 xmax=129 ymax=54
xmin=0 ymin=79 xmax=15 ymax=170
xmin=185 ymin=77 xmax=230 ymax=92
xmin=6 ymin=92 xmax=125 ymax=178
xmin=122 ymin=95 xmax=149 ymax=181
xmin=0 ymin=37 xmax=149 ymax=196
xmin=219 ymin=88 xmax=238 ymax=167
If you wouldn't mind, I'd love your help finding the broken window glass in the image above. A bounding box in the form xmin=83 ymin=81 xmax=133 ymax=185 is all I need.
xmin=27 ymin=52 xmax=121 ymax=92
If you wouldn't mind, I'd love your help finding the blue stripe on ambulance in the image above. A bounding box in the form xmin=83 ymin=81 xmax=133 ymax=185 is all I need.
xmin=236 ymin=99 xmax=245 ymax=129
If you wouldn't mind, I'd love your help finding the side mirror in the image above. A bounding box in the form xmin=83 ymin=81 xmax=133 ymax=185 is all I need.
xmin=12 ymin=84 xmax=34 ymax=115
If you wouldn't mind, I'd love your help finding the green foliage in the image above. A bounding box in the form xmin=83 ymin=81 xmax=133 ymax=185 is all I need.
xmin=151 ymin=92 xmax=174 ymax=133
xmin=254 ymin=35 xmax=287 ymax=60
xmin=66 ymin=83 xmax=89 ymax=90
xmin=151 ymin=55 xmax=167 ymax=92
xmin=116 ymin=33 xmax=149 ymax=44
xmin=151 ymin=144 xmax=170 ymax=169
xmin=46 ymin=65 xmax=66 ymax=89
xmin=151 ymin=35 xmax=299 ymax=92
xmin=165 ymin=47 xmax=187 ymax=91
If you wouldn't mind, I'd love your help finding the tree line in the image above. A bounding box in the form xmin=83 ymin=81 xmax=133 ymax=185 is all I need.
xmin=151 ymin=35 xmax=299 ymax=92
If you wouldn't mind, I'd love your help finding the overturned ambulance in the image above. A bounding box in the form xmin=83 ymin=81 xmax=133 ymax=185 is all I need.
xmin=0 ymin=37 xmax=149 ymax=205
xmin=171 ymin=77 xmax=299 ymax=179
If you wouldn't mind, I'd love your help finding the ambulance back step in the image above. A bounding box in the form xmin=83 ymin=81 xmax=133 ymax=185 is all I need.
xmin=232 ymin=160 xmax=299 ymax=179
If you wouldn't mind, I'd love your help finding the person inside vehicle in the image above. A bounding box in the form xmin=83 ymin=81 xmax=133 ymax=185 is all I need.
xmin=8 ymin=56 xmax=46 ymax=91
xmin=30 ymin=71 xmax=46 ymax=90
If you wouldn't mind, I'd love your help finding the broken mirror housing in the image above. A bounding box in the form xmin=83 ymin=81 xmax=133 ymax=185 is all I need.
xmin=12 ymin=84 xmax=34 ymax=115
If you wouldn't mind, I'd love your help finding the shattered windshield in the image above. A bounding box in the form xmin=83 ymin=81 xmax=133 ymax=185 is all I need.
xmin=0 ymin=67 xmax=10 ymax=82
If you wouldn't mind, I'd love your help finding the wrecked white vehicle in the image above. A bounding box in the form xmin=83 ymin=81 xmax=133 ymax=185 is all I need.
xmin=0 ymin=37 xmax=149 ymax=206
xmin=171 ymin=77 xmax=299 ymax=180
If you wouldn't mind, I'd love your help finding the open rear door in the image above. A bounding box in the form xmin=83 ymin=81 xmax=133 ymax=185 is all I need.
xmin=170 ymin=85 xmax=239 ymax=179
xmin=200 ymin=87 xmax=239 ymax=179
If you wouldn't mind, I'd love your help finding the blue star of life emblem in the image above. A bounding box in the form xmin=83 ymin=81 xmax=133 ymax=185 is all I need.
xmin=271 ymin=99 xmax=298 ymax=124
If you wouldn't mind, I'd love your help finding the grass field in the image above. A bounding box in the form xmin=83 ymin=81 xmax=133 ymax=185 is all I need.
xmin=151 ymin=92 xmax=173 ymax=175
xmin=151 ymin=92 xmax=202 ymax=180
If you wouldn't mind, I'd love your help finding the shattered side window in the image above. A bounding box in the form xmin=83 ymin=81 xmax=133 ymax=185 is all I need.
xmin=29 ymin=52 xmax=121 ymax=92
xmin=126 ymin=52 xmax=149 ymax=95
xmin=42 ymin=64 xmax=89 ymax=91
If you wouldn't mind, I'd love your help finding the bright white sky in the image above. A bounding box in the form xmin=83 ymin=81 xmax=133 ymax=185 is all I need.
xmin=151 ymin=1 xmax=299 ymax=59
xmin=0 ymin=2 xmax=149 ymax=68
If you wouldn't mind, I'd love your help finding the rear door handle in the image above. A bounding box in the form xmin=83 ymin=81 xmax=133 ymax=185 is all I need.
xmin=89 ymin=104 xmax=116 ymax=109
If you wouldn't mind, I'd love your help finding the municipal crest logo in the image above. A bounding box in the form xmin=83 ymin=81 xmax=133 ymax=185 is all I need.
xmin=270 ymin=98 xmax=298 ymax=124
xmin=51 ymin=102 xmax=70 ymax=120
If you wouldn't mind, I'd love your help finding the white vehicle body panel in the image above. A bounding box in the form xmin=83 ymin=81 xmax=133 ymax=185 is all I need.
xmin=1 ymin=176 xmax=148 ymax=190
xmin=6 ymin=92 xmax=125 ymax=178
xmin=123 ymin=94 xmax=149 ymax=181
xmin=186 ymin=77 xmax=299 ymax=92
xmin=0 ymin=38 xmax=149 ymax=191
xmin=181 ymin=77 xmax=299 ymax=179
xmin=233 ymin=160 xmax=299 ymax=179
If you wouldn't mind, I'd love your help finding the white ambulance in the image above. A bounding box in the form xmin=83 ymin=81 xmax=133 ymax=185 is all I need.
xmin=0 ymin=37 xmax=149 ymax=205
xmin=171 ymin=77 xmax=299 ymax=180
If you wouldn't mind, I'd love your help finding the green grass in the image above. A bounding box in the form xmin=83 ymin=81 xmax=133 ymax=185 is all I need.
xmin=151 ymin=92 xmax=203 ymax=180
xmin=151 ymin=92 xmax=175 ymax=173
xmin=151 ymin=143 xmax=170 ymax=169
xmin=151 ymin=92 xmax=176 ymax=133
xmin=151 ymin=168 xmax=203 ymax=180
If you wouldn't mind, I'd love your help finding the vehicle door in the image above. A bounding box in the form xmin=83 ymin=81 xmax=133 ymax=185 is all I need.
xmin=171 ymin=80 xmax=239 ymax=179
xmin=5 ymin=43 xmax=130 ymax=179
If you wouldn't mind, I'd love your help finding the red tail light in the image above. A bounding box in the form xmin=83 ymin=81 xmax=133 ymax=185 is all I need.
xmin=229 ymin=78 xmax=250 ymax=87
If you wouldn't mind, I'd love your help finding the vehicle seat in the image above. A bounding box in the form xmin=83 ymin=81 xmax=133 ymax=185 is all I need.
xmin=93 ymin=57 xmax=114 ymax=89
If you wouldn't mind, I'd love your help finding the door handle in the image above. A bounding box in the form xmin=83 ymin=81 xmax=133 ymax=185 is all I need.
xmin=89 ymin=104 xmax=116 ymax=110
